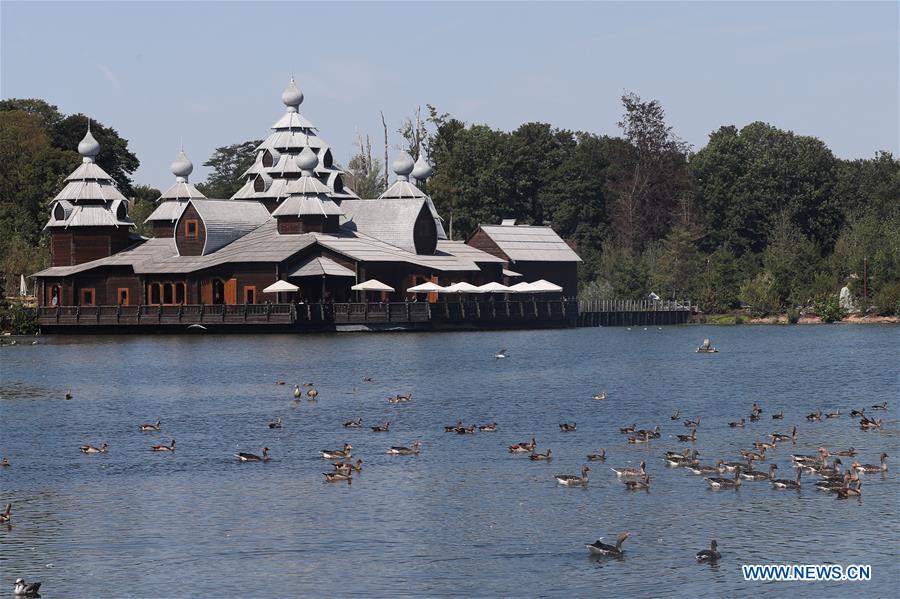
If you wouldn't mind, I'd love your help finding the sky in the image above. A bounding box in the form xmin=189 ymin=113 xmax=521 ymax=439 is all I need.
xmin=2 ymin=1 xmax=898 ymax=191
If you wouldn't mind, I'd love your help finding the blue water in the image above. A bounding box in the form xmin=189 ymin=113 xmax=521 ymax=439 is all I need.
xmin=1 ymin=325 xmax=898 ymax=598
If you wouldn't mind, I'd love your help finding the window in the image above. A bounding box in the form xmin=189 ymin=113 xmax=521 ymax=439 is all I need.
xmin=185 ymin=219 xmax=199 ymax=239
xmin=80 ymin=288 xmax=95 ymax=306
xmin=244 ymin=286 xmax=256 ymax=305
xmin=175 ymin=283 xmax=186 ymax=304
xmin=163 ymin=283 xmax=174 ymax=305
xmin=48 ymin=285 xmax=61 ymax=306
xmin=149 ymin=283 xmax=161 ymax=305
xmin=117 ymin=288 xmax=129 ymax=305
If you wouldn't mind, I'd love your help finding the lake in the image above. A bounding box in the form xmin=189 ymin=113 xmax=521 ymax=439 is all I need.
xmin=1 ymin=325 xmax=897 ymax=598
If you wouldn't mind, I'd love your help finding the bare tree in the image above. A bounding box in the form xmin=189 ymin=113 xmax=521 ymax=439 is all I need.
xmin=380 ymin=111 xmax=389 ymax=185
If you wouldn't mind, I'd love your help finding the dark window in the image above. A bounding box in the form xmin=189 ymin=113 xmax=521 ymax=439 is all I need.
xmin=185 ymin=219 xmax=198 ymax=239
xmin=53 ymin=203 xmax=66 ymax=220
xmin=118 ymin=288 xmax=129 ymax=305
xmin=116 ymin=202 xmax=128 ymax=220
xmin=81 ymin=288 xmax=95 ymax=305
xmin=150 ymin=283 xmax=161 ymax=305
xmin=175 ymin=283 xmax=185 ymax=304
xmin=163 ymin=283 xmax=174 ymax=304
xmin=244 ymin=286 xmax=256 ymax=304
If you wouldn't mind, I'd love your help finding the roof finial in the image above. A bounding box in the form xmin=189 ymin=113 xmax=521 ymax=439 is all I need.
xmin=171 ymin=145 xmax=193 ymax=181
xmin=411 ymin=151 xmax=434 ymax=183
xmin=297 ymin=142 xmax=318 ymax=176
xmin=282 ymin=76 xmax=303 ymax=111
xmin=78 ymin=118 xmax=100 ymax=162
xmin=392 ymin=150 xmax=415 ymax=182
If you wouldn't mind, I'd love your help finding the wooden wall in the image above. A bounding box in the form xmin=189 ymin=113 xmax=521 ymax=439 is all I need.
xmin=175 ymin=204 xmax=206 ymax=256
xmin=465 ymin=229 xmax=508 ymax=262
xmin=50 ymin=228 xmax=132 ymax=266
xmin=152 ymin=222 xmax=175 ymax=238
xmin=276 ymin=215 xmax=340 ymax=235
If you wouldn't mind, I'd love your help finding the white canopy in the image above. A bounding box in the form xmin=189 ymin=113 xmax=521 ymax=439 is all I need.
xmin=508 ymin=281 xmax=535 ymax=292
xmin=526 ymin=279 xmax=564 ymax=293
xmin=263 ymin=280 xmax=299 ymax=293
xmin=502 ymin=268 xmax=523 ymax=278
xmin=441 ymin=282 xmax=483 ymax=293
xmin=407 ymin=281 xmax=444 ymax=293
xmin=478 ymin=282 xmax=514 ymax=293
xmin=351 ymin=279 xmax=395 ymax=292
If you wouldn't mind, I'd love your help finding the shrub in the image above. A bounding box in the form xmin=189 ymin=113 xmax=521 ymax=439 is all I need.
xmin=0 ymin=301 xmax=39 ymax=335
xmin=739 ymin=271 xmax=779 ymax=317
xmin=814 ymin=295 xmax=847 ymax=324
xmin=873 ymin=281 xmax=900 ymax=316
xmin=786 ymin=307 xmax=800 ymax=324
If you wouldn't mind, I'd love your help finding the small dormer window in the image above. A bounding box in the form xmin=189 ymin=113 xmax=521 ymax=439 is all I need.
xmin=185 ymin=219 xmax=198 ymax=239
xmin=254 ymin=174 xmax=265 ymax=192
xmin=262 ymin=150 xmax=275 ymax=168
xmin=322 ymin=148 xmax=333 ymax=168
xmin=333 ymin=174 xmax=344 ymax=194
xmin=53 ymin=203 xmax=66 ymax=220
xmin=116 ymin=201 xmax=128 ymax=220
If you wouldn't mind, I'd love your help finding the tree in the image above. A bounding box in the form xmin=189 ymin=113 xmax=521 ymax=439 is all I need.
xmin=345 ymin=133 xmax=385 ymax=199
xmin=129 ymin=185 xmax=162 ymax=237
xmin=761 ymin=216 xmax=824 ymax=308
xmin=196 ymin=140 xmax=262 ymax=199
xmin=650 ymin=225 xmax=704 ymax=300
xmin=398 ymin=106 xmax=429 ymax=159
xmin=740 ymin=271 xmax=779 ymax=317
xmin=699 ymin=247 xmax=742 ymax=313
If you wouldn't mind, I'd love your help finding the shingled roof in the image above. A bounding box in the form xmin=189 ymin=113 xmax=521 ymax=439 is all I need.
xmin=476 ymin=224 xmax=581 ymax=262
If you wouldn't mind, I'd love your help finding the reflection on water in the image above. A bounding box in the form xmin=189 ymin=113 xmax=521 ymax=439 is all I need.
xmin=0 ymin=326 xmax=898 ymax=597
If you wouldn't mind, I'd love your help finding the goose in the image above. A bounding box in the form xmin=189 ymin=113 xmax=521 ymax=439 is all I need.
xmin=852 ymin=453 xmax=888 ymax=473
xmin=670 ymin=410 xmax=681 ymax=421
xmin=587 ymin=449 xmax=606 ymax=461
xmin=635 ymin=425 xmax=661 ymax=438
xmin=64 ymin=390 xmax=73 ymax=400
xmin=849 ymin=408 xmax=865 ymax=418
xmin=455 ymin=424 xmax=476 ymax=434
xmin=559 ymin=422 xmax=577 ymax=432
xmin=275 ymin=380 xmax=286 ymax=385
xmin=0 ymin=503 xmax=10 ymax=524
xmin=824 ymin=409 xmax=841 ymax=419
xmin=707 ymin=469 xmax=742 ymax=489
xmin=728 ymin=418 xmax=745 ymax=428
xmin=816 ymin=472 xmax=853 ymax=492
xmin=683 ymin=417 xmax=701 ymax=428
xmin=859 ymin=416 xmax=883 ymax=430
xmin=771 ymin=466 xmax=802 ymax=489
xmin=771 ymin=426 xmax=797 ymax=443
xmin=666 ymin=450 xmax=699 ymax=467
xmin=687 ymin=460 xmax=725 ymax=475
xmin=1 ymin=457 xmax=11 ymax=467
xmin=307 ymin=388 xmax=319 ymax=399
xmin=150 ymin=440 xmax=176 ymax=452
xmin=623 ymin=474 xmax=650 ymax=490
xmin=675 ymin=429 xmax=697 ymax=443
xmin=740 ymin=448 xmax=766 ymax=462
xmin=612 ymin=461 xmax=646 ymax=477
xmin=139 ymin=420 xmax=161 ymax=432
xmin=388 ymin=441 xmax=421 ymax=456
xmin=619 ymin=424 xmax=637 ymax=434
xmin=628 ymin=432 xmax=652 ymax=444
xmin=494 ymin=349 xmax=508 ymax=359
xmin=806 ymin=409 xmax=822 ymax=422
xmin=303 ymin=382 xmax=315 ymax=388
xmin=293 ymin=385 xmax=302 ymax=398
xmin=445 ymin=421 xmax=464 ymax=433
xmin=791 ymin=447 xmax=828 ymax=466
xmin=268 ymin=418 xmax=283 ymax=429
xmin=832 ymin=447 xmax=857 ymax=457
xmin=236 ymin=447 xmax=270 ymax=462
xmin=753 ymin=439 xmax=776 ymax=451
xmin=371 ymin=422 xmax=390 ymax=432
xmin=751 ymin=403 xmax=762 ymax=415
xmin=835 ymin=479 xmax=862 ymax=499
xmin=332 ymin=459 xmax=363 ymax=474
xmin=741 ymin=463 xmax=777 ymax=481
xmin=771 ymin=411 xmax=784 ymax=420
xmin=529 ymin=448 xmax=552 ymax=461
xmin=665 ymin=448 xmax=691 ymax=459
xmin=362 ymin=376 xmax=374 ymax=382
xmin=478 ymin=423 xmax=498 ymax=432
xmin=509 ymin=438 xmax=537 ymax=453
xmin=320 ymin=444 xmax=353 ymax=459
xmin=592 ymin=391 xmax=608 ymax=401
xmin=814 ymin=458 xmax=843 ymax=477
xmin=750 ymin=412 xmax=761 ymax=423
xmin=871 ymin=401 xmax=887 ymax=411
xmin=586 ymin=532 xmax=630 ymax=556
xmin=555 ymin=465 xmax=590 ymax=486
xmin=696 ymin=540 xmax=720 ymax=562
xmin=79 ymin=442 xmax=108 ymax=454
xmin=323 ymin=471 xmax=352 ymax=483
xmin=13 ymin=578 xmax=41 ymax=597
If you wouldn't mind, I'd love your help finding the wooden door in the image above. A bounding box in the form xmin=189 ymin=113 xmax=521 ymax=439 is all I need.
xmin=201 ymin=280 xmax=213 ymax=304
xmin=224 ymin=278 xmax=237 ymax=305
xmin=427 ymin=275 xmax=439 ymax=303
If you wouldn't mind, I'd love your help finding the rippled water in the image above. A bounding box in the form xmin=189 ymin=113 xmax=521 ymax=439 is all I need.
xmin=1 ymin=325 xmax=898 ymax=598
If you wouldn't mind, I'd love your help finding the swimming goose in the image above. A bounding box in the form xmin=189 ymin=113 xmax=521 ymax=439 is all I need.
xmin=64 ymin=390 xmax=72 ymax=400
xmin=0 ymin=503 xmax=10 ymax=524
xmin=587 ymin=449 xmax=606 ymax=461
xmin=832 ymin=447 xmax=857 ymax=457
xmin=445 ymin=421 xmax=464 ymax=432
xmin=150 ymin=440 xmax=176 ymax=452
xmin=293 ymin=385 xmax=301 ymax=398
xmin=478 ymin=423 xmax=498 ymax=432
xmin=509 ymin=438 xmax=537 ymax=453
xmin=753 ymin=439 xmax=776 ymax=451
xmin=728 ymin=418 xmax=745 ymax=428
xmin=139 ymin=420 xmax=161 ymax=432
xmin=612 ymin=461 xmax=646 ymax=477
xmin=771 ymin=466 xmax=802 ymax=489
xmin=849 ymin=408 xmax=865 ymax=418
xmin=79 ymin=442 xmax=108 ymax=454
xmin=362 ymin=377 xmax=374 ymax=382
xmin=751 ymin=403 xmax=762 ymax=415
xmin=268 ymin=418 xmax=283 ymax=429
xmin=771 ymin=426 xmax=797 ymax=443
xmin=275 ymin=380 xmax=286 ymax=385
xmin=619 ymin=424 xmax=637 ymax=434
xmin=740 ymin=448 xmax=766 ymax=462
xmin=307 ymin=388 xmax=319 ymax=399
xmin=371 ymin=422 xmax=390 ymax=432
xmin=871 ymin=401 xmax=887 ymax=411
xmin=529 ymin=448 xmax=552 ymax=461
xmin=670 ymin=410 xmax=681 ymax=421
xmin=835 ymin=479 xmax=862 ymax=499
xmin=635 ymin=425 xmax=661 ymax=439
xmin=332 ymin=459 xmax=363 ymax=474
xmin=683 ymin=417 xmax=701 ymax=428
xmin=859 ymin=416 xmax=882 ymax=430
xmin=696 ymin=540 xmax=720 ymax=562
xmin=675 ymin=429 xmax=697 ymax=443
xmin=812 ymin=457 xmax=843 ymax=477
xmin=740 ymin=463 xmax=777 ymax=481
xmin=1 ymin=457 xmax=10 ymax=467
xmin=495 ymin=349 xmax=508 ymax=359
xmin=13 ymin=578 xmax=41 ymax=597
xmin=666 ymin=450 xmax=699 ymax=467
xmin=559 ymin=422 xmax=577 ymax=432
xmin=750 ymin=412 xmax=761 ymax=423
xmin=623 ymin=474 xmax=650 ymax=490
xmin=586 ymin=532 xmax=631 ymax=556
xmin=388 ymin=441 xmax=421 ymax=455
xmin=806 ymin=409 xmax=822 ymax=422
xmin=455 ymin=424 xmax=476 ymax=434
xmin=791 ymin=447 xmax=828 ymax=466
xmin=555 ymin=465 xmax=590 ymax=486
xmin=816 ymin=472 xmax=852 ymax=492
xmin=852 ymin=453 xmax=888 ymax=473
xmin=707 ymin=469 xmax=742 ymax=489
xmin=303 ymin=382 xmax=315 ymax=388
xmin=592 ymin=391 xmax=608 ymax=400
xmin=628 ymin=432 xmax=652 ymax=444
xmin=771 ymin=411 xmax=784 ymax=420
xmin=323 ymin=471 xmax=352 ymax=483
xmin=236 ymin=447 xmax=270 ymax=462
xmin=320 ymin=444 xmax=353 ymax=459
xmin=824 ymin=409 xmax=841 ymax=419
xmin=687 ymin=460 xmax=725 ymax=475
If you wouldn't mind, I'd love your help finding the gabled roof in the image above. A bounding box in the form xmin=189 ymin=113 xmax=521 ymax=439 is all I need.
xmin=179 ymin=199 xmax=271 ymax=255
xmin=52 ymin=180 xmax=127 ymax=204
xmin=289 ymin=255 xmax=355 ymax=278
xmin=158 ymin=181 xmax=206 ymax=202
xmin=340 ymin=199 xmax=430 ymax=254
xmin=271 ymin=195 xmax=342 ymax=217
xmin=476 ymin=224 xmax=581 ymax=262
xmin=145 ymin=200 xmax=189 ymax=223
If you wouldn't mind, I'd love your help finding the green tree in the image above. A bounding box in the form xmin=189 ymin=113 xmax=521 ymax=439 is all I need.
xmin=762 ymin=217 xmax=824 ymax=308
xmin=699 ymin=247 xmax=742 ymax=313
xmin=345 ymin=133 xmax=385 ymax=198
xmin=740 ymin=271 xmax=779 ymax=317
xmin=196 ymin=140 xmax=262 ymax=199
xmin=129 ymin=185 xmax=162 ymax=237
xmin=650 ymin=225 xmax=704 ymax=300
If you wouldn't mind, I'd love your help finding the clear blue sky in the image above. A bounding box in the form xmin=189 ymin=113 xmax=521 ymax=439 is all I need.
xmin=2 ymin=1 xmax=898 ymax=190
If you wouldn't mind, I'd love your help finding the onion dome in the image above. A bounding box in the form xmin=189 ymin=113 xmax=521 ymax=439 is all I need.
xmin=171 ymin=150 xmax=193 ymax=181
xmin=392 ymin=151 xmax=415 ymax=181
xmin=78 ymin=129 xmax=100 ymax=161
xmin=297 ymin=145 xmax=318 ymax=175
xmin=281 ymin=76 xmax=304 ymax=111
xmin=411 ymin=153 xmax=434 ymax=181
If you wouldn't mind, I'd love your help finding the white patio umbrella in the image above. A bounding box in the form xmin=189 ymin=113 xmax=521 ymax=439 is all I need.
xmin=526 ymin=279 xmax=563 ymax=293
xmin=351 ymin=279 xmax=395 ymax=292
xmin=508 ymin=281 xmax=536 ymax=292
xmin=443 ymin=282 xmax=483 ymax=293
xmin=407 ymin=281 xmax=444 ymax=293
xmin=478 ymin=282 xmax=514 ymax=293
xmin=263 ymin=280 xmax=300 ymax=293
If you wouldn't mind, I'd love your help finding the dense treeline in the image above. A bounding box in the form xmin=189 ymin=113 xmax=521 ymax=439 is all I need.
xmin=0 ymin=94 xmax=897 ymax=317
